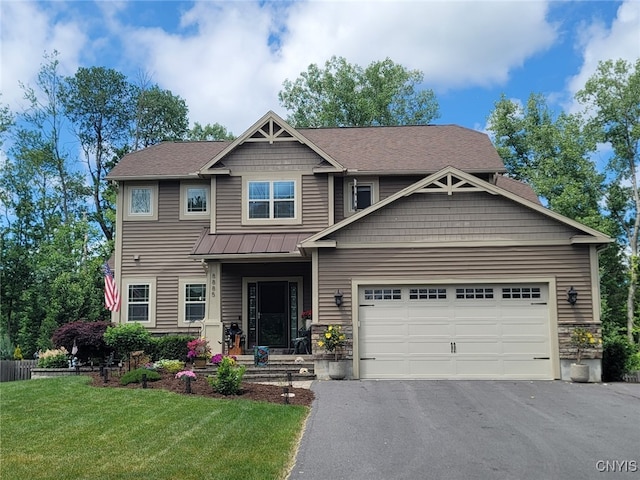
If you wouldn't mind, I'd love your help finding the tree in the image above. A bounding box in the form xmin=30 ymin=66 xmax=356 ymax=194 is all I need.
xmin=60 ymin=67 xmax=136 ymax=241
xmin=577 ymin=59 xmax=640 ymax=343
xmin=279 ymin=56 xmax=440 ymax=127
xmin=186 ymin=122 xmax=235 ymax=141
xmin=488 ymin=93 xmax=605 ymax=227
xmin=132 ymin=84 xmax=189 ymax=149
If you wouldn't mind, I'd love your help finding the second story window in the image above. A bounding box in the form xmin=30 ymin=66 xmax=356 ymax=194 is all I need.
xmin=180 ymin=183 xmax=211 ymax=220
xmin=248 ymin=180 xmax=295 ymax=219
xmin=344 ymin=177 xmax=379 ymax=216
xmin=187 ymin=187 xmax=207 ymax=213
xmin=131 ymin=188 xmax=151 ymax=214
xmin=124 ymin=183 xmax=158 ymax=221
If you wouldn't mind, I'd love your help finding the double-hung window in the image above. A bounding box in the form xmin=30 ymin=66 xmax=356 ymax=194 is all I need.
xmin=185 ymin=283 xmax=206 ymax=322
xmin=128 ymin=284 xmax=150 ymax=322
xmin=246 ymin=179 xmax=298 ymax=222
xmin=124 ymin=278 xmax=156 ymax=325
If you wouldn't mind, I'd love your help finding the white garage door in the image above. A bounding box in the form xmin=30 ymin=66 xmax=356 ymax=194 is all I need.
xmin=358 ymin=284 xmax=552 ymax=380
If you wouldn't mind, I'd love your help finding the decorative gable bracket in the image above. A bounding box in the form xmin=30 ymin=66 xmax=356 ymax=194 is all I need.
xmin=245 ymin=117 xmax=297 ymax=144
xmin=412 ymin=172 xmax=490 ymax=196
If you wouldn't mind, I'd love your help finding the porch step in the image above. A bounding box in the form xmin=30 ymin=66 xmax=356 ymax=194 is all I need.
xmin=195 ymin=354 xmax=315 ymax=383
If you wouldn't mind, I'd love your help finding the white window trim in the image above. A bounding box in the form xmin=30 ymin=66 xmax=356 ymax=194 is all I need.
xmin=123 ymin=183 xmax=158 ymax=221
xmin=179 ymin=277 xmax=208 ymax=325
xmin=242 ymin=174 xmax=302 ymax=226
xmin=180 ymin=182 xmax=211 ymax=220
xmin=123 ymin=277 xmax=157 ymax=326
xmin=343 ymin=177 xmax=379 ymax=217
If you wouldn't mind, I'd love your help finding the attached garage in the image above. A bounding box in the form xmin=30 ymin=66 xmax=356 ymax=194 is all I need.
xmin=357 ymin=283 xmax=555 ymax=380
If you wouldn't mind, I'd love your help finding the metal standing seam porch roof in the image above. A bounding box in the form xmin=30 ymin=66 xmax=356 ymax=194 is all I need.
xmin=190 ymin=230 xmax=313 ymax=258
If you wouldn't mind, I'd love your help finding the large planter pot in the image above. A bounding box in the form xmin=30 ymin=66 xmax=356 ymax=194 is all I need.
xmin=193 ymin=358 xmax=207 ymax=369
xmin=570 ymin=363 xmax=590 ymax=383
xmin=328 ymin=360 xmax=347 ymax=380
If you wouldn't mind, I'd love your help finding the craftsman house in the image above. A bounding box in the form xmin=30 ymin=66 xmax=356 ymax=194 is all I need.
xmin=106 ymin=111 xmax=610 ymax=381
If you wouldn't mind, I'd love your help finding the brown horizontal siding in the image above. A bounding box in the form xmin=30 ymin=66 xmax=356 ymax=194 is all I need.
xmin=215 ymin=175 xmax=329 ymax=232
xmin=223 ymin=142 xmax=325 ymax=171
xmin=379 ymin=176 xmax=422 ymax=199
xmin=316 ymin=245 xmax=592 ymax=327
xmin=334 ymin=177 xmax=345 ymax=223
xmin=331 ymin=191 xmax=579 ymax=243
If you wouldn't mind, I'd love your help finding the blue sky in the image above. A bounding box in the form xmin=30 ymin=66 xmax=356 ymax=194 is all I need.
xmin=1 ymin=1 xmax=638 ymax=136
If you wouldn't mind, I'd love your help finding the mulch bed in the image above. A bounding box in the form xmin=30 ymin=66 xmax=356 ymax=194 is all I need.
xmin=87 ymin=371 xmax=315 ymax=406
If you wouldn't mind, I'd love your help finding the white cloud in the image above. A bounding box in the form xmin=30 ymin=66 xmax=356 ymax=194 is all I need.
xmin=1 ymin=0 xmax=562 ymax=135
xmin=566 ymin=0 xmax=640 ymax=112
xmin=111 ymin=1 xmax=559 ymax=134
xmin=0 ymin=2 xmax=86 ymax=110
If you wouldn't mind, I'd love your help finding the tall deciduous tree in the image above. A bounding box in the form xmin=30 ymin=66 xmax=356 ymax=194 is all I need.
xmin=186 ymin=122 xmax=235 ymax=141
xmin=577 ymin=59 xmax=640 ymax=343
xmin=60 ymin=67 xmax=136 ymax=241
xmin=279 ymin=56 xmax=440 ymax=127
xmin=132 ymin=84 xmax=189 ymax=149
xmin=488 ymin=93 xmax=605 ymax=227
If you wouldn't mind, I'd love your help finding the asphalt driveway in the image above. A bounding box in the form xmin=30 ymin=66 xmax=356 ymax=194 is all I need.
xmin=289 ymin=380 xmax=640 ymax=480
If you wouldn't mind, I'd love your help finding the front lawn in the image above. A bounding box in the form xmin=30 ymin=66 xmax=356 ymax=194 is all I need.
xmin=0 ymin=376 xmax=309 ymax=480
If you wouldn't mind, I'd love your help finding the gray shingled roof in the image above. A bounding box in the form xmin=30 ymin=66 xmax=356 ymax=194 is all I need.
xmin=108 ymin=141 xmax=229 ymax=179
xmin=300 ymin=124 xmax=505 ymax=173
xmin=107 ymin=123 xmax=506 ymax=179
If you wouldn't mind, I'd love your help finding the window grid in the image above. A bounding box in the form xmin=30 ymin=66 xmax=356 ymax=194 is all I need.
xmin=364 ymin=288 xmax=402 ymax=301
xmin=128 ymin=284 xmax=150 ymax=321
xmin=502 ymin=287 xmax=541 ymax=299
xmin=184 ymin=283 xmax=206 ymax=322
xmin=186 ymin=187 xmax=207 ymax=213
xmin=409 ymin=288 xmax=447 ymax=300
xmin=249 ymin=180 xmax=295 ymax=219
xmin=455 ymin=287 xmax=494 ymax=299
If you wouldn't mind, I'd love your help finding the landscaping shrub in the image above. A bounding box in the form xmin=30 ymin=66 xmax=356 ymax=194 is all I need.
xmin=104 ymin=323 xmax=151 ymax=363
xmin=120 ymin=368 xmax=161 ymax=385
xmin=0 ymin=334 xmax=15 ymax=360
xmin=147 ymin=335 xmax=195 ymax=361
xmin=37 ymin=348 xmax=69 ymax=368
xmin=602 ymin=335 xmax=635 ymax=382
xmin=208 ymin=356 xmax=246 ymax=395
xmin=153 ymin=359 xmax=185 ymax=374
xmin=52 ymin=321 xmax=113 ymax=362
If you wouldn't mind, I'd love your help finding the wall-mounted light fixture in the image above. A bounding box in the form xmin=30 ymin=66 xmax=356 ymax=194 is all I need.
xmin=567 ymin=286 xmax=578 ymax=305
xmin=334 ymin=290 xmax=343 ymax=306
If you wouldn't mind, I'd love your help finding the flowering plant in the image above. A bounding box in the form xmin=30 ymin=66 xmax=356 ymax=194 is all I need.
xmin=317 ymin=324 xmax=346 ymax=360
xmin=187 ymin=338 xmax=211 ymax=360
xmin=211 ymin=353 xmax=236 ymax=365
xmin=175 ymin=370 xmax=197 ymax=381
xmin=571 ymin=327 xmax=601 ymax=364
xmin=301 ymin=310 xmax=312 ymax=321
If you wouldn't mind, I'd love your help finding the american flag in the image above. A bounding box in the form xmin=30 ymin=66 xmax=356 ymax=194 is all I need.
xmin=103 ymin=263 xmax=120 ymax=312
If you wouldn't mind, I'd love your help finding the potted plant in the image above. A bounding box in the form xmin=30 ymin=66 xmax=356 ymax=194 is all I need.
xmin=317 ymin=324 xmax=347 ymax=380
xmin=187 ymin=338 xmax=211 ymax=368
xmin=570 ymin=327 xmax=601 ymax=382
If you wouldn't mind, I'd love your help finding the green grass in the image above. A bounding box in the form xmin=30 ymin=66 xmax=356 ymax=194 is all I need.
xmin=0 ymin=376 xmax=309 ymax=480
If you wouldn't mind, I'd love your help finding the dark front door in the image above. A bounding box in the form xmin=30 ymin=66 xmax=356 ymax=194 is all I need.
xmin=257 ymin=281 xmax=289 ymax=348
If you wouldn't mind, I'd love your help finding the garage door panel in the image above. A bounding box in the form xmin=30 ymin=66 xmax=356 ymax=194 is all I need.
xmin=408 ymin=322 xmax=452 ymax=336
xmin=359 ymin=283 xmax=552 ymax=380
xmin=407 ymin=338 xmax=452 ymax=354
xmin=454 ymin=323 xmax=500 ymax=336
